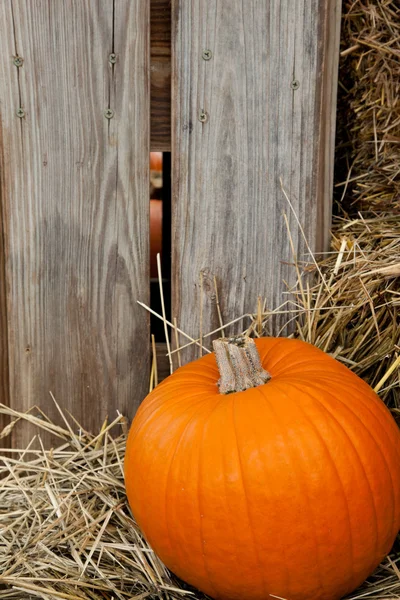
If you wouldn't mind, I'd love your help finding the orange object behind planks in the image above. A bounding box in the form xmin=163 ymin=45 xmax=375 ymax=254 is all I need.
xmin=150 ymin=153 xmax=163 ymax=278
xmin=150 ymin=199 xmax=162 ymax=278
xmin=150 ymin=152 xmax=163 ymax=172
xmin=125 ymin=337 xmax=400 ymax=600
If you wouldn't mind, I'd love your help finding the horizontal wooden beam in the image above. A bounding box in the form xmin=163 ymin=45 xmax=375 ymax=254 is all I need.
xmin=151 ymin=0 xmax=171 ymax=151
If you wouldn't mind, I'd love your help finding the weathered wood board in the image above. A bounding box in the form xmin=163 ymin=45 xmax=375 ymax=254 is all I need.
xmin=151 ymin=0 xmax=171 ymax=151
xmin=0 ymin=125 xmax=10 ymax=440
xmin=0 ymin=0 xmax=150 ymax=447
xmin=172 ymin=0 xmax=342 ymax=362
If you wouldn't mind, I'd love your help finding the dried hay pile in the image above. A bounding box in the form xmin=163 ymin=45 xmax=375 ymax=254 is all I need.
xmin=1 ymin=1 xmax=400 ymax=599
xmin=0 ymin=406 xmax=208 ymax=600
xmin=335 ymin=0 xmax=400 ymax=212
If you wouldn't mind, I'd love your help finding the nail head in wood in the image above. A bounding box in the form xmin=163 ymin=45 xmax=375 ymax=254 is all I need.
xmin=104 ymin=108 xmax=114 ymax=119
xmin=16 ymin=107 xmax=25 ymax=118
xmin=198 ymin=110 xmax=208 ymax=123
xmin=109 ymin=53 xmax=117 ymax=64
xmin=13 ymin=56 xmax=24 ymax=67
xmin=202 ymin=49 xmax=212 ymax=61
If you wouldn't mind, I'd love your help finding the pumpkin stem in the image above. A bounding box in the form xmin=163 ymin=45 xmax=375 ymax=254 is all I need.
xmin=212 ymin=336 xmax=271 ymax=394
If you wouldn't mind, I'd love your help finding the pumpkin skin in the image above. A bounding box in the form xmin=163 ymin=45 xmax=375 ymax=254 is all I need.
xmin=124 ymin=337 xmax=400 ymax=600
xmin=150 ymin=199 xmax=162 ymax=278
xmin=150 ymin=151 xmax=163 ymax=172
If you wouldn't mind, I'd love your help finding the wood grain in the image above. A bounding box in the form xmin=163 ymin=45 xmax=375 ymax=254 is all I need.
xmin=172 ymin=0 xmax=342 ymax=362
xmin=151 ymin=0 xmax=171 ymax=151
xmin=0 ymin=0 xmax=150 ymax=448
xmin=0 ymin=117 xmax=10 ymax=442
xmin=316 ymin=0 xmax=342 ymax=251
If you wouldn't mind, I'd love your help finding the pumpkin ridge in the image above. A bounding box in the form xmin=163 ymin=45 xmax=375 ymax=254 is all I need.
xmin=255 ymin=337 xmax=285 ymax=367
xmin=165 ymin=392 xmax=230 ymax=593
xmin=129 ymin=389 xmax=216 ymax=445
xmin=196 ymin=396 xmax=229 ymax=598
xmin=261 ymin=347 xmax=326 ymax=376
xmin=299 ymin=377 xmax=399 ymax=546
xmin=162 ymin=374 xmax=217 ymax=387
xmin=275 ymin=380 xmax=379 ymax=588
xmin=260 ymin=383 xmax=344 ymax=599
xmin=287 ymin=379 xmax=392 ymax=574
xmin=219 ymin=405 xmax=244 ymax=595
xmin=264 ymin=359 xmax=341 ymax=378
xmin=231 ymin=394 xmax=268 ymax=598
xmin=279 ymin=372 xmax=400 ymax=464
xmin=256 ymin=386 xmax=329 ymax=599
xmin=152 ymin=377 xmax=216 ymax=394
xmin=256 ymin=337 xmax=313 ymax=366
xmin=313 ymin=379 xmax=398 ymax=569
xmin=172 ymin=353 xmax=219 ymax=373
xmin=251 ymin=385 xmax=294 ymax=596
xmin=305 ymin=373 xmax=400 ymax=489
xmin=170 ymin=356 xmax=218 ymax=375
xmin=125 ymin=394 xmax=217 ymax=550
xmin=127 ymin=398 xmax=199 ymax=469
xmin=305 ymin=373 xmax=400 ymax=434
xmin=162 ymin=397 xmax=224 ymax=575
xmin=158 ymin=370 xmax=217 ymax=388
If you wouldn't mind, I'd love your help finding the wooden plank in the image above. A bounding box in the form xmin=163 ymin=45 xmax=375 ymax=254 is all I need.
xmin=151 ymin=0 xmax=171 ymax=151
xmin=172 ymin=0 xmax=342 ymax=362
xmin=316 ymin=0 xmax=342 ymax=251
xmin=0 ymin=0 xmax=150 ymax=448
xmin=0 ymin=118 xmax=10 ymax=442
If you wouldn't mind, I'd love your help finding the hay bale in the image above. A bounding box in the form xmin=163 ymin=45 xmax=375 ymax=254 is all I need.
xmin=335 ymin=0 xmax=400 ymax=212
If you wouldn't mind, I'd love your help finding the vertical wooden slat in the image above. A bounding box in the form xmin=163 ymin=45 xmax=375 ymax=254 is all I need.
xmin=151 ymin=0 xmax=171 ymax=151
xmin=0 ymin=0 xmax=150 ymax=448
xmin=316 ymin=0 xmax=342 ymax=251
xmin=172 ymin=0 xmax=341 ymax=361
xmin=0 ymin=119 xmax=10 ymax=439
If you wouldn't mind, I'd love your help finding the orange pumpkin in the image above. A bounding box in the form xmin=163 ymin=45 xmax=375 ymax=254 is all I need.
xmin=150 ymin=199 xmax=162 ymax=278
xmin=150 ymin=151 xmax=162 ymax=172
xmin=125 ymin=337 xmax=400 ymax=600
